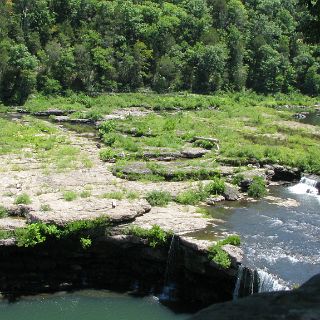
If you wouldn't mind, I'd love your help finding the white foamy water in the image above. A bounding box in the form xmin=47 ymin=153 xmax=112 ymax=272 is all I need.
xmin=289 ymin=177 xmax=320 ymax=198
xmin=256 ymin=269 xmax=289 ymax=292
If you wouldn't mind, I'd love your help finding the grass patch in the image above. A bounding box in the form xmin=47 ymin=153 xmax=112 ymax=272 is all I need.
xmin=101 ymin=191 xmax=125 ymax=200
xmin=63 ymin=191 xmax=78 ymax=201
xmin=0 ymin=206 xmax=8 ymax=218
xmin=146 ymin=190 xmax=172 ymax=206
xmin=14 ymin=194 xmax=32 ymax=205
xmin=40 ymin=204 xmax=52 ymax=212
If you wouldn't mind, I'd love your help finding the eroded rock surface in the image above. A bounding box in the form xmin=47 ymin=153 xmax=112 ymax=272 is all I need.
xmin=190 ymin=273 xmax=320 ymax=320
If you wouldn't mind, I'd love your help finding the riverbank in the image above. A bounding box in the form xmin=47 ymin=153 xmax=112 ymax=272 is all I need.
xmin=0 ymin=93 xmax=319 ymax=316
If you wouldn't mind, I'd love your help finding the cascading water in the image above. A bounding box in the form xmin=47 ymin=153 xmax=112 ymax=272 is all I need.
xmin=256 ymin=269 xmax=289 ymax=293
xmin=160 ymin=235 xmax=179 ymax=301
xmin=232 ymin=265 xmax=244 ymax=300
xmin=289 ymin=177 xmax=320 ymax=196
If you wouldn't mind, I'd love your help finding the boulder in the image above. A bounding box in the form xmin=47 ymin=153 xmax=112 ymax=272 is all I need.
xmin=206 ymin=195 xmax=225 ymax=204
xmin=223 ymin=184 xmax=241 ymax=201
xmin=271 ymin=165 xmax=301 ymax=182
xmin=190 ymin=273 xmax=320 ymax=320
xmin=181 ymin=148 xmax=209 ymax=159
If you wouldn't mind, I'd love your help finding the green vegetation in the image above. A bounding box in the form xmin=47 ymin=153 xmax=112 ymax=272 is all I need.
xmin=101 ymin=191 xmax=124 ymax=200
xmin=248 ymin=176 xmax=268 ymax=198
xmin=40 ymin=204 xmax=52 ymax=212
xmin=80 ymin=237 xmax=92 ymax=249
xmin=208 ymin=235 xmax=241 ymax=269
xmin=14 ymin=194 xmax=32 ymax=205
xmin=146 ymin=191 xmax=172 ymax=207
xmin=0 ymin=0 xmax=319 ymax=106
xmin=63 ymin=191 xmax=78 ymax=202
xmin=0 ymin=206 xmax=8 ymax=218
xmin=125 ymin=225 xmax=172 ymax=248
xmin=15 ymin=217 xmax=109 ymax=248
xmin=176 ymin=179 xmax=225 ymax=205
xmin=0 ymin=230 xmax=13 ymax=239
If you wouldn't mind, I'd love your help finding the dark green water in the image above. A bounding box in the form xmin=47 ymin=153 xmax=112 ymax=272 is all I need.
xmin=0 ymin=291 xmax=189 ymax=320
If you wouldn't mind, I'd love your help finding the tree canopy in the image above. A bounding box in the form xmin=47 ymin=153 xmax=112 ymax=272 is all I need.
xmin=0 ymin=0 xmax=319 ymax=104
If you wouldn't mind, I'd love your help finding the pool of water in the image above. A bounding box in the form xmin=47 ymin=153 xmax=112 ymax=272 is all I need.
xmin=299 ymin=111 xmax=320 ymax=126
xmin=0 ymin=290 xmax=189 ymax=320
xmin=189 ymin=183 xmax=320 ymax=289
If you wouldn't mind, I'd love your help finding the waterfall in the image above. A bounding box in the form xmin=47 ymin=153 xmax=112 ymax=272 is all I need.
xmin=233 ymin=265 xmax=244 ymax=300
xmin=256 ymin=269 xmax=289 ymax=293
xmin=160 ymin=235 xmax=179 ymax=301
xmin=289 ymin=177 xmax=319 ymax=196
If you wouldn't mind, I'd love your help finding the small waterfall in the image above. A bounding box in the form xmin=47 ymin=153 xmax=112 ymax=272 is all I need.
xmin=160 ymin=235 xmax=179 ymax=301
xmin=289 ymin=177 xmax=319 ymax=196
xmin=232 ymin=265 xmax=244 ymax=300
xmin=256 ymin=269 xmax=289 ymax=293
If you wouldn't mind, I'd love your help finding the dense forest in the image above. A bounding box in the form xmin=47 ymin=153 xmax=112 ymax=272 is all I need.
xmin=0 ymin=0 xmax=319 ymax=105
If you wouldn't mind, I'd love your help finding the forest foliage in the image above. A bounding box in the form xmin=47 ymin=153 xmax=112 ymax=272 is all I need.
xmin=0 ymin=0 xmax=319 ymax=105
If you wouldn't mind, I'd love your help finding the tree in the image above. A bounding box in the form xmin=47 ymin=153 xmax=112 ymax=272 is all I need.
xmin=0 ymin=44 xmax=38 ymax=105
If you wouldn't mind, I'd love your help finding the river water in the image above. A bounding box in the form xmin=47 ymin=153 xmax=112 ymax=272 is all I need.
xmin=0 ymin=291 xmax=188 ymax=320
xmin=193 ymin=180 xmax=320 ymax=291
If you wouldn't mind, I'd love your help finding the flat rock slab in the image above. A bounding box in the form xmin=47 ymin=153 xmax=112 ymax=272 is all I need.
xmin=133 ymin=204 xmax=212 ymax=234
xmin=0 ymin=218 xmax=26 ymax=230
xmin=27 ymin=200 xmax=151 ymax=225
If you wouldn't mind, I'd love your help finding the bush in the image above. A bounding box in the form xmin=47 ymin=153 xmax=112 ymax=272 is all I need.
xmin=146 ymin=190 xmax=172 ymax=206
xmin=14 ymin=194 xmax=32 ymax=205
xmin=15 ymin=217 xmax=109 ymax=247
xmin=208 ymin=235 xmax=241 ymax=269
xmin=80 ymin=237 xmax=92 ymax=249
xmin=102 ymin=191 xmax=124 ymax=200
xmin=0 ymin=206 xmax=8 ymax=218
xmin=63 ymin=191 xmax=78 ymax=201
xmin=248 ymin=176 xmax=267 ymax=198
xmin=99 ymin=148 xmax=118 ymax=161
xmin=232 ymin=174 xmax=244 ymax=186
xmin=205 ymin=178 xmax=225 ymax=195
xmin=125 ymin=225 xmax=171 ymax=248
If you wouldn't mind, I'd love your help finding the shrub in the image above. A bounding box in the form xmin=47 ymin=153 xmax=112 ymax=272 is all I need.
xmin=232 ymin=174 xmax=245 ymax=186
xmin=40 ymin=204 xmax=52 ymax=211
xmin=0 ymin=230 xmax=12 ymax=239
xmin=193 ymin=139 xmax=216 ymax=149
xmin=0 ymin=206 xmax=8 ymax=218
xmin=14 ymin=194 xmax=32 ymax=205
xmin=63 ymin=191 xmax=78 ymax=201
xmin=125 ymin=225 xmax=171 ymax=248
xmin=99 ymin=148 xmax=118 ymax=161
xmin=15 ymin=223 xmax=47 ymax=247
xmin=208 ymin=235 xmax=241 ymax=269
xmin=248 ymin=176 xmax=267 ymax=198
xmin=205 ymin=178 xmax=225 ymax=195
xmin=80 ymin=237 xmax=92 ymax=249
xmin=146 ymin=190 xmax=172 ymax=206
xmin=80 ymin=190 xmax=92 ymax=198
xmin=98 ymin=121 xmax=115 ymax=136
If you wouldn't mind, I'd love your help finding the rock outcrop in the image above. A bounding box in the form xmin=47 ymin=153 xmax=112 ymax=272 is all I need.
xmin=190 ymin=273 xmax=320 ymax=320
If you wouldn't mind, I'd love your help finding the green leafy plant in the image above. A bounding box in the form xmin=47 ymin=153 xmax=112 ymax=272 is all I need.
xmin=14 ymin=194 xmax=32 ymax=205
xmin=248 ymin=176 xmax=267 ymax=198
xmin=205 ymin=178 xmax=226 ymax=195
xmin=0 ymin=206 xmax=8 ymax=218
xmin=99 ymin=148 xmax=118 ymax=161
xmin=80 ymin=237 xmax=92 ymax=249
xmin=146 ymin=190 xmax=172 ymax=206
xmin=208 ymin=235 xmax=241 ymax=269
xmin=40 ymin=204 xmax=52 ymax=211
xmin=125 ymin=225 xmax=171 ymax=248
xmin=63 ymin=191 xmax=78 ymax=201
